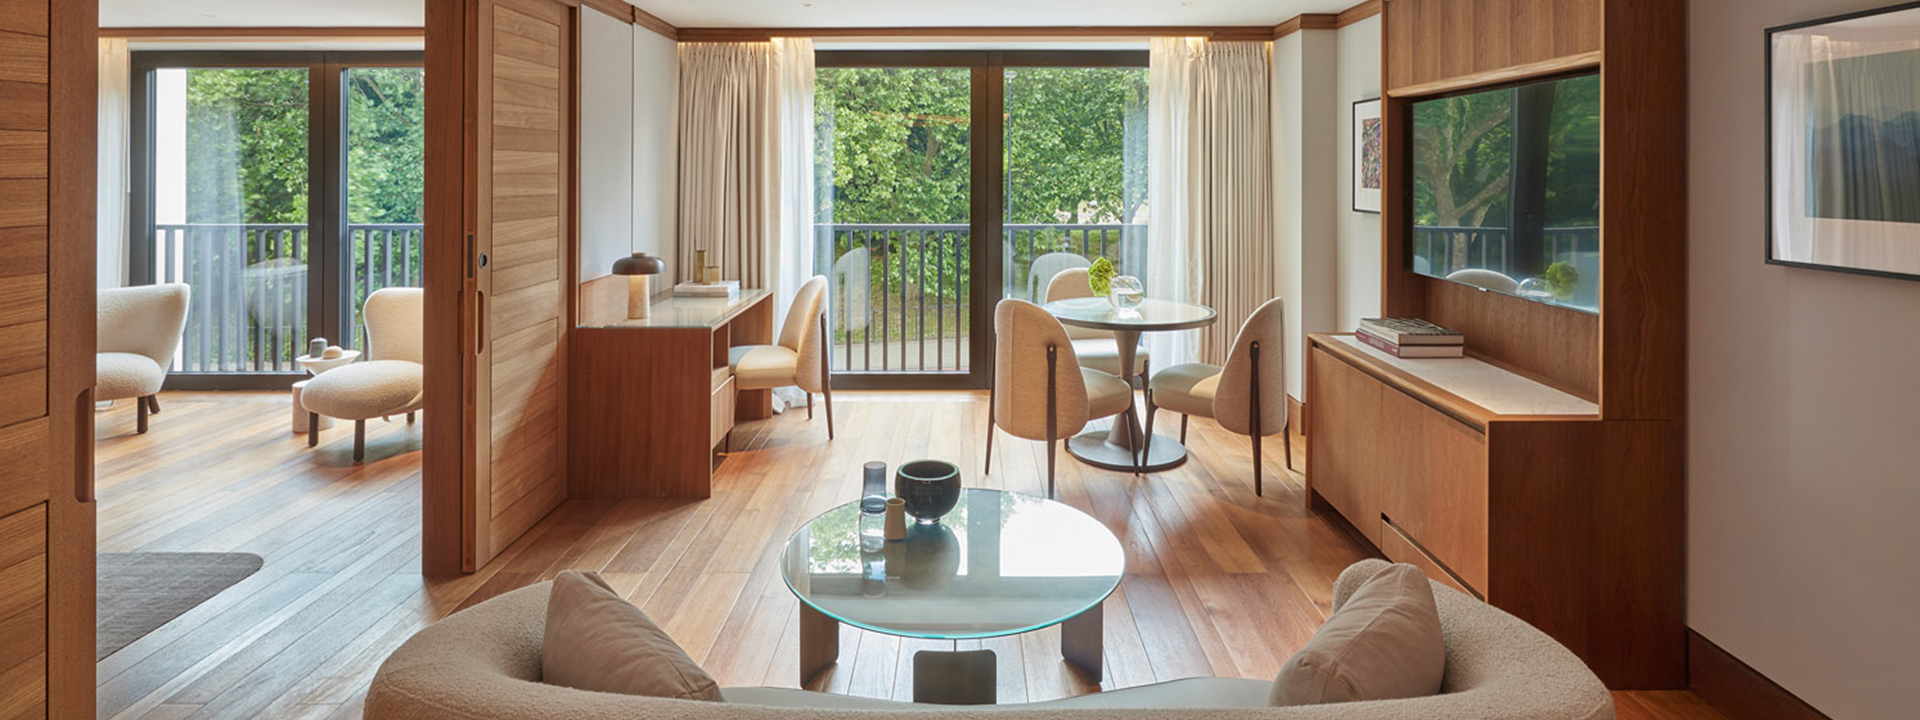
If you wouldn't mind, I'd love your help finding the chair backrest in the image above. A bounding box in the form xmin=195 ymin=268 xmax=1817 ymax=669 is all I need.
xmin=1213 ymin=297 xmax=1288 ymax=436
xmin=1043 ymin=267 xmax=1107 ymax=341
xmin=992 ymin=299 xmax=1090 ymax=441
xmin=98 ymin=283 xmax=191 ymax=367
xmin=1446 ymin=268 xmax=1520 ymax=294
xmin=782 ymin=276 xmax=829 ymax=393
xmin=365 ymin=287 xmax=425 ymax=364
xmin=1027 ymin=252 xmax=1091 ymax=302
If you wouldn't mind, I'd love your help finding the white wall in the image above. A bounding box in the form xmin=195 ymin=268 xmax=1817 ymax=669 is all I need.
xmin=578 ymin=6 xmax=635 ymax=282
xmin=1273 ymin=30 xmax=1339 ymax=403
xmin=1689 ymin=1 xmax=1920 ymax=717
xmin=632 ymin=26 xmax=679 ymax=282
xmin=1333 ymin=16 xmax=1381 ymax=331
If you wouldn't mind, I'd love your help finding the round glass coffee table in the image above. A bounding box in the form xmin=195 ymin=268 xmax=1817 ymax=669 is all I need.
xmin=781 ymin=488 xmax=1124 ymax=704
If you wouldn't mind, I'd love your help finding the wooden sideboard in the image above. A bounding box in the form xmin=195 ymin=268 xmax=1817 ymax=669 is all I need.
xmin=568 ymin=289 xmax=774 ymax=498
xmin=1306 ymin=333 xmax=1682 ymax=689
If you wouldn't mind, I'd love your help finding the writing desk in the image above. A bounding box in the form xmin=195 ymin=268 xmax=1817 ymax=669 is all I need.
xmin=570 ymin=290 xmax=773 ymax=498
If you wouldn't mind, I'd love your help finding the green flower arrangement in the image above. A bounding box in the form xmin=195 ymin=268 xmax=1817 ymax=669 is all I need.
xmin=1543 ymin=261 xmax=1581 ymax=301
xmin=1087 ymin=257 xmax=1116 ymax=297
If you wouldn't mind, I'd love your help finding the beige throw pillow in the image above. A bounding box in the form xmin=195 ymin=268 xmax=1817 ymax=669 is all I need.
xmin=1270 ymin=563 xmax=1445 ymax=706
xmin=542 ymin=570 xmax=722 ymax=701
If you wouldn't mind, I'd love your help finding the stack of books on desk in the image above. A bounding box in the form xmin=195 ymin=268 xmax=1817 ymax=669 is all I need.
xmin=674 ymin=280 xmax=740 ymax=299
xmin=1356 ymin=318 xmax=1465 ymax=358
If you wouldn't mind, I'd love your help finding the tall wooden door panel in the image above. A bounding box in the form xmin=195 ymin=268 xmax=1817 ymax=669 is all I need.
xmin=470 ymin=0 xmax=570 ymax=568
xmin=0 ymin=0 xmax=92 ymax=715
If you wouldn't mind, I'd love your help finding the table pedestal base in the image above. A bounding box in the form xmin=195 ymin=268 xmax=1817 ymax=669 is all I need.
xmin=797 ymin=599 xmax=1107 ymax=702
xmin=1067 ymin=431 xmax=1188 ymax=472
xmin=912 ymin=650 xmax=997 ymax=705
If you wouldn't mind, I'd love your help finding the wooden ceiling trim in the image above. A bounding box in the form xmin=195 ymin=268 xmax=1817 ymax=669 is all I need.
xmin=675 ymin=25 xmax=1277 ymax=43
xmin=1272 ymin=14 xmax=1338 ymax=40
xmin=1336 ymin=0 xmax=1384 ymax=28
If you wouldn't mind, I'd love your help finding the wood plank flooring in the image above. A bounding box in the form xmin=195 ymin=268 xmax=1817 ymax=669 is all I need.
xmin=94 ymin=390 xmax=1723 ymax=719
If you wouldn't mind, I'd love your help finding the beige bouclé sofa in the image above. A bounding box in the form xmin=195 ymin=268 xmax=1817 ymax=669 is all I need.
xmin=367 ymin=560 xmax=1612 ymax=719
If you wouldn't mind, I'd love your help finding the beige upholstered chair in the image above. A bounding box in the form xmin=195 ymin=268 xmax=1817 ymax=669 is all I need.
xmin=302 ymin=288 xmax=424 ymax=462
xmin=1146 ymin=297 xmax=1289 ymax=495
xmin=1026 ymin=251 xmax=1091 ymax=302
xmin=985 ymin=299 xmax=1134 ymax=497
xmin=1446 ymin=268 xmax=1521 ymax=294
xmin=1045 ymin=267 xmax=1150 ymax=385
xmin=97 ymin=283 xmax=191 ymax=434
xmin=728 ymin=275 xmax=833 ymax=439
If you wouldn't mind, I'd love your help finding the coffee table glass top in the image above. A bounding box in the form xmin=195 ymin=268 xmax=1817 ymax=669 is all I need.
xmin=781 ymin=488 xmax=1124 ymax=640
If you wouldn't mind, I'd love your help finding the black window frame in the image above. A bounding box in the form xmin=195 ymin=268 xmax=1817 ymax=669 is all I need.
xmin=129 ymin=50 xmax=425 ymax=390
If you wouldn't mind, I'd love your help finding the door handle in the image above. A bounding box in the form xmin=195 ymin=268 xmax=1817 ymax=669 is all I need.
xmin=475 ymin=290 xmax=486 ymax=355
xmin=76 ymin=388 xmax=94 ymax=503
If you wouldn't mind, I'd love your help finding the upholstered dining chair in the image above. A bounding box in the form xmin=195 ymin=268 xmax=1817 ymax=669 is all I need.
xmin=302 ymin=288 xmax=424 ymax=462
xmin=97 ymin=283 xmax=191 ymax=434
xmin=1044 ymin=267 xmax=1149 ymax=387
xmin=984 ymin=299 xmax=1135 ymax=497
xmin=1446 ymin=268 xmax=1521 ymax=294
xmin=728 ymin=275 xmax=833 ymax=440
xmin=1026 ymin=251 xmax=1091 ymax=302
xmin=1144 ymin=297 xmax=1289 ymax=496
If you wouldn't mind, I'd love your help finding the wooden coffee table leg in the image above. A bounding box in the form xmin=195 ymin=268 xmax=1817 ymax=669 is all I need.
xmin=799 ymin=601 xmax=839 ymax=687
xmin=1061 ymin=602 xmax=1103 ymax=679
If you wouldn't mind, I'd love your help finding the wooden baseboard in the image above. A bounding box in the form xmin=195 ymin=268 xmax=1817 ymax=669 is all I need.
xmin=1288 ymin=395 xmax=1305 ymax=436
xmin=1688 ymin=630 xmax=1830 ymax=720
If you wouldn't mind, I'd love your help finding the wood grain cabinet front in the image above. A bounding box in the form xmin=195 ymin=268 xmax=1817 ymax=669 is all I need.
xmin=0 ymin=504 xmax=47 ymax=717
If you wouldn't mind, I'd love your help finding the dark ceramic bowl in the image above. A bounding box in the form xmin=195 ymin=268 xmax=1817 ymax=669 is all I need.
xmin=894 ymin=460 xmax=961 ymax=523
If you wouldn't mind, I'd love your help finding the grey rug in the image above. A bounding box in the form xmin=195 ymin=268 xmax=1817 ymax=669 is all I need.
xmin=97 ymin=552 xmax=263 ymax=660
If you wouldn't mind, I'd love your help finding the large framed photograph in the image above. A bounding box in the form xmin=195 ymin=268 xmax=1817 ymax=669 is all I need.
xmin=1767 ymin=2 xmax=1920 ymax=281
xmin=1352 ymin=98 xmax=1383 ymax=214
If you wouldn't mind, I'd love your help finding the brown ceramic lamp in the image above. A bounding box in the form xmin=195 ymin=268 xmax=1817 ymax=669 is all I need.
xmin=611 ymin=252 xmax=666 ymax=319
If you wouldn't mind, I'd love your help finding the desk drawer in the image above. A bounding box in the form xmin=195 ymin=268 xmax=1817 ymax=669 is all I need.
xmin=710 ymin=377 xmax=735 ymax=448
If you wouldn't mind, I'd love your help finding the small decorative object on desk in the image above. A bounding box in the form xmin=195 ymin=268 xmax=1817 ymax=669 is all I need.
xmin=1109 ymin=275 xmax=1144 ymax=312
xmin=611 ymin=252 xmax=666 ymax=320
xmin=307 ymin=338 xmax=328 ymax=358
xmin=861 ymin=461 xmax=889 ymax=514
xmin=702 ymin=266 xmax=723 ymax=284
xmin=1355 ymin=318 xmax=1464 ymax=359
xmin=883 ymin=498 xmax=908 ymax=540
xmin=322 ymin=345 xmax=345 ymax=360
xmin=894 ymin=460 xmax=961 ymax=523
xmin=674 ymin=280 xmax=740 ymax=299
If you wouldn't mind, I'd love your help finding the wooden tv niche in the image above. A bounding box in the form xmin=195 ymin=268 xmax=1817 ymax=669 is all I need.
xmin=1304 ymin=0 xmax=1686 ymax=691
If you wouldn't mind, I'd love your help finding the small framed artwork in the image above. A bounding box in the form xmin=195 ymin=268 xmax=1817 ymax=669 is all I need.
xmin=1352 ymin=98 xmax=1383 ymax=214
xmin=1767 ymin=1 xmax=1920 ymax=281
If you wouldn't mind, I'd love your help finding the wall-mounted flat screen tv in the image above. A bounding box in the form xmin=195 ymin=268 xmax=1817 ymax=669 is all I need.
xmin=1408 ymin=72 xmax=1601 ymax=314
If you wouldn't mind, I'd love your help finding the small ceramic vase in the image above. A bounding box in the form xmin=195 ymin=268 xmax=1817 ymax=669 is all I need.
xmin=883 ymin=498 xmax=908 ymax=541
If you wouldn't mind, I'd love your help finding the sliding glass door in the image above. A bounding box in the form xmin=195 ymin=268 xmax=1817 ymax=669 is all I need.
xmin=130 ymin=52 xmax=423 ymax=388
xmin=815 ymin=51 xmax=1147 ymax=390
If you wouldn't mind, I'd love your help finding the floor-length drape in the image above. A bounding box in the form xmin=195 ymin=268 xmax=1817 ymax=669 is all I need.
xmin=99 ymin=38 xmax=131 ymax=289
xmin=1146 ymin=38 xmax=1274 ymax=367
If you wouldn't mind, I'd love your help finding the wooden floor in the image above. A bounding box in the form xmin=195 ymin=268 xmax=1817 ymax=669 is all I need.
xmin=94 ymin=390 xmax=1724 ymax=719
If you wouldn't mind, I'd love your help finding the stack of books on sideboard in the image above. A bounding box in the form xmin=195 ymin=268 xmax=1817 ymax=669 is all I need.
xmin=1356 ymin=318 xmax=1465 ymax=358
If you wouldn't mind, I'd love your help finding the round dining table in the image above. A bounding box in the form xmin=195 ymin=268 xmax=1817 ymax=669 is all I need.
xmin=1041 ymin=296 xmax=1217 ymax=473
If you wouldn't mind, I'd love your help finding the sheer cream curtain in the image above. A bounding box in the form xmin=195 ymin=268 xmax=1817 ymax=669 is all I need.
xmin=678 ymin=38 xmax=816 ymax=407
xmin=99 ymin=38 xmax=131 ymax=289
xmin=1146 ymin=38 xmax=1274 ymax=367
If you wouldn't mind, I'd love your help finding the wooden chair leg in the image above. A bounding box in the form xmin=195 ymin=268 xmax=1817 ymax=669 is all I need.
xmin=353 ymin=419 xmax=366 ymax=463
xmin=1180 ymin=414 xmax=1189 ymax=444
xmin=1046 ymin=344 xmax=1058 ymax=499
xmin=1141 ymin=392 xmax=1157 ymax=470
xmin=823 ymin=387 xmax=835 ymax=441
xmin=308 ymin=412 xmax=319 ymax=447
xmin=1252 ymin=432 xmax=1263 ymax=497
xmin=819 ymin=313 xmax=835 ymax=441
xmin=146 ymin=395 xmax=161 ymax=414
xmin=406 ymin=411 xmax=415 ymax=424
xmin=136 ymin=397 xmax=149 ymax=434
xmin=1284 ymin=427 xmax=1294 ymax=471
xmin=984 ymin=387 xmax=996 ymax=474
xmin=806 ymin=392 xmax=814 ymax=420
xmin=1047 ymin=439 xmax=1058 ymax=499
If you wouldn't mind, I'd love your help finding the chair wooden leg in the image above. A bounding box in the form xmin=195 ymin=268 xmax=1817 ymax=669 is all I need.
xmin=1141 ymin=393 xmax=1157 ymax=469
xmin=308 ymin=413 xmax=319 ymax=447
xmin=1180 ymin=414 xmax=1189 ymax=444
xmin=819 ymin=313 xmax=835 ymax=441
xmin=807 ymin=392 xmax=814 ymax=420
xmin=146 ymin=395 xmax=161 ymax=414
xmin=823 ymin=387 xmax=835 ymax=441
xmin=353 ymin=420 xmax=366 ymax=463
xmin=1047 ymin=439 xmax=1058 ymax=499
xmin=406 ymin=411 xmax=416 ymax=424
xmin=136 ymin=398 xmax=149 ymax=434
xmin=1284 ymin=427 xmax=1294 ymax=471
xmin=984 ymin=388 xmax=996 ymax=474
xmin=1252 ymin=433 xmax=1263 ymax=497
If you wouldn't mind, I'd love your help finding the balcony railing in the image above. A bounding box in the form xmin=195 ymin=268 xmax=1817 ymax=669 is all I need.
xmin=1410 ymin=225 xmax=1599 ymax=278
xmin=817 ymin=222 xmax=1146 ymax=374
xmin=152 ymin=222 xmax=423 ymax=374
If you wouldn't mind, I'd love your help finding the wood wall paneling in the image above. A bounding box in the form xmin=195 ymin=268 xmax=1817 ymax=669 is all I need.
xmin=0 ymin=505 xmax=47 ymax=718
xmin=422 ymin=0 xmax=471 ymax=577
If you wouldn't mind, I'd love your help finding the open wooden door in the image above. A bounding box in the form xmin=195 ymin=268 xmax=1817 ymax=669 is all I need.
xmin=0 ymin=0 xmax=96 ymax=715
xmin=428 ymin=0 xmax=574 ymax=572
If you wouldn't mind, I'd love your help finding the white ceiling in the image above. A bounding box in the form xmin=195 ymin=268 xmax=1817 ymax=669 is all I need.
xmin=637 ymin=0 xmax=1351 ymax=28
xmin=102 ymin=0 xmax=1348 ymax=31
xmin=100 ymin=0 xmax=424 ymax=28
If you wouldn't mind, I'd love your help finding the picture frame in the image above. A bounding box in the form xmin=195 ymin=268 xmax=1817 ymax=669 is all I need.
xmin=1766 ymin=1 xmax=1920 ymax=282
xmin=1352 ymin=98 xmax=1383 ymax=214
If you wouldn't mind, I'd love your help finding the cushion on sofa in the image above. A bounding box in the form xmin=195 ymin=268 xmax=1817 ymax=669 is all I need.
xmin=541 ymin=570 xmax=721 ymax=701
xmin=1270 ymin=562 xmax=1445 ymax=706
